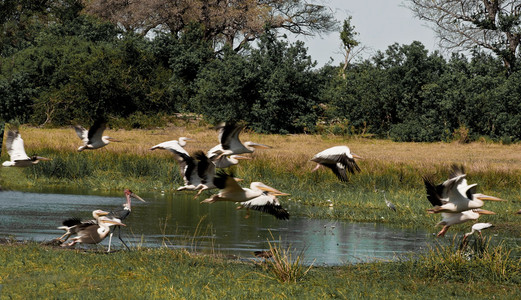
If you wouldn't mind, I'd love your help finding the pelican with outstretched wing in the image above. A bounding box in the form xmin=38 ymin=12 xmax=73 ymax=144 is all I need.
xmin=310 ymin=146 xmax=362 ymax=182
xmin=2 ymin=127 xmax=51 ymax=167
xmin=75 ymin=119 xmax=119 ymax=152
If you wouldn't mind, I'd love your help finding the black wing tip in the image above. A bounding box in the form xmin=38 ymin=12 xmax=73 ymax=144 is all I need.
xmin=449 ymin=164 xmax=466 ymax=178
xmin=247 ymin=204 xmax=290 ymax=220
xmin=62 ymin=218 xmax=82 ymax=227
xmin=213 ymin=170 xmax=232 ymax=189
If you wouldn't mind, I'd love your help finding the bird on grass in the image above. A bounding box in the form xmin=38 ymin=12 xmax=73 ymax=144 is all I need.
xmin=55 ymin=209 xmax=108 ymax=243
xmin=310 ymin=146 xmax=362 ymax=182
xmin=75 ymin=119 xmax=120 ymax=152
xmin=462 ymin=222 xmax=494 ymax=242
xmin=106 ymin=189 xmax=145 ymax=252
xmin=2 ymin=126 xmax=51 ymax=167
xmin=61 ymin=210 xmax=125 ymax=247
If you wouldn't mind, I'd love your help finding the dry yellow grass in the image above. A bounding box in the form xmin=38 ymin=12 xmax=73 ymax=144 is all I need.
xmin=6 ymin=125 xmax=521 ymax=175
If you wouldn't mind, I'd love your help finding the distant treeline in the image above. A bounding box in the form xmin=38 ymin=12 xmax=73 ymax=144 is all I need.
xmin=1 ymin=2 xmax=519 ymax=142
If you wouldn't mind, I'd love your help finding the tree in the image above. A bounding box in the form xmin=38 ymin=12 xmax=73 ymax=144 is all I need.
xmin=339 ymin=17 xmax=360 ymax=79
xmin=82 ymin=0 xmax=336 ymax=52
xmin=407 ymin=0 xmax=521 ymax=73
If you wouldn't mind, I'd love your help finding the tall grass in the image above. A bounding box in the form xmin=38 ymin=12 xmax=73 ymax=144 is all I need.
xmin=255 ymin=233 xmax=314 ymax=283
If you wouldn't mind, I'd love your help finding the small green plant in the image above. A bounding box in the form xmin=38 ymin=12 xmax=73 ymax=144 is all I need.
xmin=257 ymin=232 xmax=314 ymax=283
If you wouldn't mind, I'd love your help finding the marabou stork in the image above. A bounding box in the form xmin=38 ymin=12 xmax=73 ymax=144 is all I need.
xmin=106 ymin=189 xmax=145 ymax=252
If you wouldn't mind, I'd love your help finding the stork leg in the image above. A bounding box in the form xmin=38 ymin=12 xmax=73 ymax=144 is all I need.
xmin=116 ymin=225 xmax=130 ymax=251
xmin=107 ymin=232 xmax=114 ymax=252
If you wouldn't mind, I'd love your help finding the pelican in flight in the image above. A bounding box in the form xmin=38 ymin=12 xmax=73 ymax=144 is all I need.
xmin=106 ymin=189 xmax=145 ymax=252
xmin=2 ymin=127 xmax=51 ymax=167
xmin=236 ymin=182 xmax=290 ymax=220
xmin=207 ymin=123 xmax=271 ymax=165
xmin=422 ymin=170 xmax=497 ymax=237
xmin=423 ymin=171 xmax=504 ymax=214
xmin=310 ymin=146 xmax=362 ymax=182
xmin=61 ymin=210 xmax=125 ymax=247
xmin=201 ymin=171 xmax=282 ymax=204
xmin=75 ymin=119 xmax=119 ymax=152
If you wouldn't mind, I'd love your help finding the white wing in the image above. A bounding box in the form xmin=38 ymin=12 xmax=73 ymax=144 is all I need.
xmin=74 ymin=125 xmax=89 ymax=144
xmin=6 ymin=129 xmax=30 ymax=161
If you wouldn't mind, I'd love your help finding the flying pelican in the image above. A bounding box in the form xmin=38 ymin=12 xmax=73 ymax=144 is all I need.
xmin=435 ymin=210 xmax=496 ymax=237
xmin=422 ymin=173 xmax=496 ymax=237
xmin=75 ymin=119 xmax=120 ymax=152
xmin=106 ymin=189 xmax=146 ymax=252
xmin=62 ymin=210 xmax=125 ymax=247
xmin=201 ymin=171 xmax=282 ymax=204
xmin=207 ymin=143 xmax=251 ymax=168
xmin=423 ymin=173 xmax=504 ymax=214
xmin=207 ymin=123 xmax=271 ymax=163
xmin=462 ymin=222 xmax=494 ymax=242
xmin=310 ymin=146 xmax=362 ymax=182
xmin=2 ymin=127 xmax=51 ymax=167
xmin=236 ymin=182 xmax=290 ymax=220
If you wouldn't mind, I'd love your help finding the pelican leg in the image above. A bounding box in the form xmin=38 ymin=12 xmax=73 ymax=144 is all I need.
xmin=311 ymin=164 xmax=321 ymax=172
xmin=437 ymin=226 xmax=450 ymax=237
xmin=107 ymin=232 xmax=114 ymax=252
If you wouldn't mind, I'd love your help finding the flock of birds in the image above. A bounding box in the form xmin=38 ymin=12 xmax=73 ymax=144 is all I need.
xmin=0 ymin=120 xmax=514 ymax=251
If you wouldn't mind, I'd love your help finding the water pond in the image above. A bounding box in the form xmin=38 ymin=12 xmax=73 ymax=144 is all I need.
xmin=0 ymin=190 xmax=433 ymax=265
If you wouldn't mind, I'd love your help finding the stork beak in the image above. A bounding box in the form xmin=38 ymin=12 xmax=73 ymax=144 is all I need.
xmin=351 ymin=153 xmax=363 ymax=159
xmin=475 ymin=209 xmax=496 ymax=215
xmin=131 ymin=193 xmax=146 ymax=202
xmin=36 ymin=156 xmax=52 ymax=161
xmin=476 ymin=195 xmax=506 ymax=202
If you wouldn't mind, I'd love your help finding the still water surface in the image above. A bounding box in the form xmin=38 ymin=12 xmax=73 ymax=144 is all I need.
xmin=0 ymin=190 xmax=432 ymax=265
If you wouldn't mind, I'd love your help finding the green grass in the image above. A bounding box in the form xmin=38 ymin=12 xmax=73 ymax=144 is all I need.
xmin=1 ymin=242 xmax=520 ymax=299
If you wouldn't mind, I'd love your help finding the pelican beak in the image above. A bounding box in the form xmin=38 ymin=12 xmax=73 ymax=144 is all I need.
xmin=233 ymin=155 xmax=251 ymax=160
xmin=107 ymin=137 xmax=121 ymax=142
xmin=103 ymin=220 xmax=126 ymax=226
xmin=131 ymin=193 xmax=146 ymax=202
xmin=351 ymin=153 xmax=363 ymax=159
xmin=475 ymin=209 xmax=496 ymax=215
xmin=233 ymin=177 xmax=244 ymax=182
xmin=249 ymin=142 xmax=272 ymax=149
xmin=36 ymin=156 xmax=52 ymax=161
xmin=97 ymin=211 xmax=110 ymax=216
xmin=476 ymin=195 xmax=506 ymax=202
xmin=256 ymin=184 xmax=287 ymax=195
xmin=271 ymin=192 xmax=290 ymax=196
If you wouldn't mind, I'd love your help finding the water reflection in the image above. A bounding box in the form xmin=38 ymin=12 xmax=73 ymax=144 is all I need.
xmin=0 ymin=190 xmax=431 ymax=265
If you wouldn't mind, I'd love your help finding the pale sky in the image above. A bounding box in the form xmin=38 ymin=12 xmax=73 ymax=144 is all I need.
xmin=288 ymin=0 xmax=439 ymax=67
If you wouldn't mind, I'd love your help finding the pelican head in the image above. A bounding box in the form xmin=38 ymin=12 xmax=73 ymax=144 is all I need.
xmin=92 ymin=210 xmax=110 ymax=219
xmin=178 ymin=137 xmax=194 ymax=147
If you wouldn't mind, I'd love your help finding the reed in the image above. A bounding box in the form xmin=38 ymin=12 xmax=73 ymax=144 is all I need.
xmin=255 ymin=232 xmax=314 ymax=283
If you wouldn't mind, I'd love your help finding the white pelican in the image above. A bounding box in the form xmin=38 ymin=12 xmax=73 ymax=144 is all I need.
xmin=170 ymin=150 xmax=217 ymax=193
xmin=207 ymin=143 xmax=251 ymax=168
xmin=462 ymin=222 xmax=494 ymax=242
xmin=55 ymin=209 xmax=107 ymax=242
xmin=237 ymin=182 xmax=290 ymax=220
xmin=75 ymin=120 xmax=119 ymax=152
xmin=201 ymin=171 xmax=282 ymax=204
xmin=62 ymin=210 xmax=125 ymax=247
xmin=435 ymin=209 xmax=495 ymax=237
xmin=2 ymin=127 xmax=51 ymax=167
xmin=106 ymin=189 xmax=145 ymax=252
xmin=207 ymin=123 xmax=271 ymax=163
xmin=310 ymin=146 xmax=362 ymax=182
xmin=423 ymin=173 xmax=504 ymax=214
